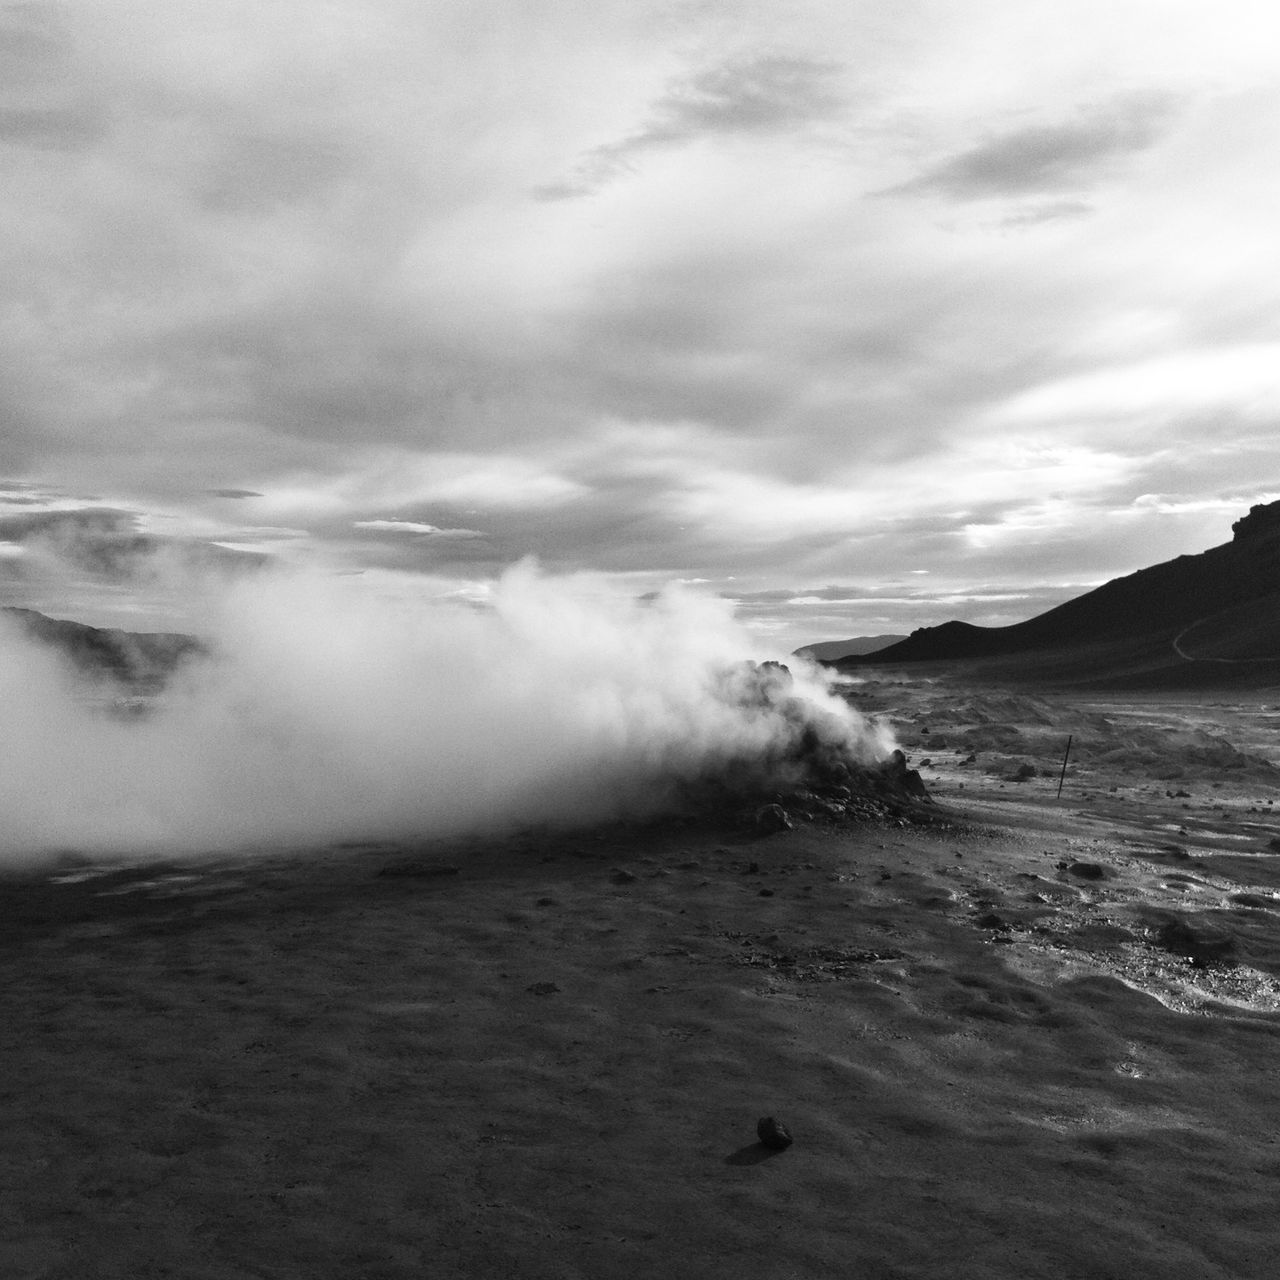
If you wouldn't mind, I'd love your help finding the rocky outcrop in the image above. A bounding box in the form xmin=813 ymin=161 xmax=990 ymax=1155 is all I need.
xmin=1231 ymin=500 xmax=1280 ymax=543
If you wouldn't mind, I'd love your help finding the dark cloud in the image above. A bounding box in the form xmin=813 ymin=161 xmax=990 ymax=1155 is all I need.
xmin=207 ymin=489 xmax=264 ymax=499
xmin=0 ymin=507 xmax=265 ymax=579
xmin=0 ymin=5 xmax=105 ymax=151
xmin=0 ymin=101 xmax=106 ymax=150
xmin=192 ymin=129 xmax=356 ymax=215
xmin=890 ymin=94 xmax=1179 ymax=201
xmin=539 ymin=54 xmax=845 ymax=199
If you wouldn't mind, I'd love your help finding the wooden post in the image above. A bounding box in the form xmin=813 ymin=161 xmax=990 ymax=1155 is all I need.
xmin=1056 ymin=734 xmax=1073 ymax=799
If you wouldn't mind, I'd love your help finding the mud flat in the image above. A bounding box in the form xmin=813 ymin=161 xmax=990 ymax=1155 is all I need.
xmin=4 ymin=682 xmax=1280 ymax=1278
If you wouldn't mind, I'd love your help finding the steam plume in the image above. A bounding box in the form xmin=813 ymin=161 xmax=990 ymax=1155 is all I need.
xmin=0 ymin=563 xmax=893 ymax=859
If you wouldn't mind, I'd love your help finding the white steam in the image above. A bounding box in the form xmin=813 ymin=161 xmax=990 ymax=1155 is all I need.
xmin=0 ymin=564 xmax=893 ymax=859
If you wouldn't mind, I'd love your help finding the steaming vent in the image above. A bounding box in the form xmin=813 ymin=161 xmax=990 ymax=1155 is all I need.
xmin=690 ymin=659 xmax=929 ymax=825
xmin=0 ymin=566 xmax=920 ymax=861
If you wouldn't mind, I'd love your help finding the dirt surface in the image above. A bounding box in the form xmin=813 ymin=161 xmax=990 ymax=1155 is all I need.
xmin=4 ymin=681 xmax=1280 ymax=1278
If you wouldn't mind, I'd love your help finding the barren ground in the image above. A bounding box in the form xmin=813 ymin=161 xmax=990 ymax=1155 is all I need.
xmin=4 ymin=679 xmax=1280 ymax=1279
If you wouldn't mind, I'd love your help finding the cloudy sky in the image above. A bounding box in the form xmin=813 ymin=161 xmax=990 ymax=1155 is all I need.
xmin=2 ymin=0 xmax=1278 ymax=649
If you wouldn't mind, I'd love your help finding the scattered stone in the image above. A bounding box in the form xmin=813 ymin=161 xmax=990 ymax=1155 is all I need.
xmin=755 ymin=804 xmax=792 ymax=833
xmin=756 ymin=1116 xmax=793 ymax=1150
xmin=1268 ymin=836 xmax=1280 ymax=853
xmin=525 ymin=982 xmax=561 ymax=995
xmin=535 ymin=896 xmax=558 ymax=907
xmin=758 ymin=888 xmax=775 ymax=898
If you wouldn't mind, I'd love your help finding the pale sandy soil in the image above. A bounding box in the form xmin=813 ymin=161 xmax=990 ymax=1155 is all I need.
xmin=4 ymin=684 xmax=1280 ymax=1279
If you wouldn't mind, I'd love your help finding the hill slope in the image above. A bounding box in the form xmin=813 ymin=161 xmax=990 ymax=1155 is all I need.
xmin=836 ymin=501 xmax=1280 ymax=687
xmin=795 ymin=634 xmax=907 ymax=661
xmin=1 ymin=607 xmax=204 ymax=688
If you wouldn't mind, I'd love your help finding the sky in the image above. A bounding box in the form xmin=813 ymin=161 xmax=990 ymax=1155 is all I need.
xmin=2 ymin=0 xmax=1279 ymax=652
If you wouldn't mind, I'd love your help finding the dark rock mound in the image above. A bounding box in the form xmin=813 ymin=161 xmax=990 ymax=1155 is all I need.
xmin=756 ymin=1116 xmax=793 ymax=1150
xmin=755 ymin=804 xmax=793 ymax=833
xmin=1066 ymin=861 xmax=1110 ymax=881
xmin=1153 ymin=916 xmax=1238 ymax=967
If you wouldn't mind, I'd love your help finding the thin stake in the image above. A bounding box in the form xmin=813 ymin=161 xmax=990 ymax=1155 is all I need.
xmin=1056 ymin=734 xmax=1073 ymax=799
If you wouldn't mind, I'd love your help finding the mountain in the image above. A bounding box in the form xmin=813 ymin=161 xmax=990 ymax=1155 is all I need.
xmin=794 ymin=634 xmax=908 ymax=661
xmin=834 ymin=501 xmax=1280 ymax=688
xmin=1 ymin=607 xmax=204 ymax=688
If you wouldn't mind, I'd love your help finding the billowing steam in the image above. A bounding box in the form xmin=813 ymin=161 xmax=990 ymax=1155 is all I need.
xmin=0 ymin=564 xmax=894 ymax=859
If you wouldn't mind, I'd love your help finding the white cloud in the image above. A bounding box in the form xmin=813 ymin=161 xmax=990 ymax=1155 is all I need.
xmin=3 ymin=0 xmax=1279 ymax=643
xmin=354 ymin=520 xmax=484 ymax=538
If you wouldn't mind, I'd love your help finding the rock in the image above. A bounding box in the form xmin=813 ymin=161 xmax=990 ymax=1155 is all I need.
xmin=1268 ymin=836 xmax=1280 ymax=853
xmin=1011 ymin=762 xmax=1037 ymax=781
xmin=756 ymin=1116 xmax=793 ymax=1149
xmin=611 ymin=868 xmax=638 ymax=884
xmin=1230 ymin=892 xmax=1276 ymax=910
xmin=974 ymin=911 xmax=1011 ymax=931
xmin=1155 ymin=918 xmax=1238 ymax=967
xmin=881 ymin=750 xmax=932 ymax=801
xmin=755 ymin=804 xmax=793 ymax=833
xmin=525 ymin=982 xmax=561 ymax=995
xmin=1232 ymin=499 xmax=1280 ymax=542
xmin=1067 ymin=861 xmax=1109 ymax=880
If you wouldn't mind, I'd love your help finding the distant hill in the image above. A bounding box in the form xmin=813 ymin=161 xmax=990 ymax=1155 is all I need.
xmin=794 ymin=635 xmax=907 ymax=661
xmin=1 ymin=607 xmax=204 ymax=688
xmin=834 ymin=501 xmax=1280 ymax=688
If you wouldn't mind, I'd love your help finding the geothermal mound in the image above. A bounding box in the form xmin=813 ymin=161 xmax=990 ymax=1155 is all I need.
xmin=680 ymin=660 xmax=931 ymax=829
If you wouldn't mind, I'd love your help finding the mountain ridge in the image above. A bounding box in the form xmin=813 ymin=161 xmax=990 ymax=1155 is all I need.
xmin=832 ymin=501 xmax=1280 ymax=687
xmin=1 ymin=606 xmax=204 ymax=687
xmin=794 ymin=634 xmax=907 ymax=661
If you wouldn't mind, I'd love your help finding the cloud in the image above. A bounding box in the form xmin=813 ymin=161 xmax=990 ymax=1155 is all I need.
xmin=0 ymin=506 xmax=266 ymax=586
xmin=0 ymin=101 xmax=106 ymax=150
xmin=2 ymin=3 xmax=1278 ymax=650
xmin=890 ymin=93 xmax=1180 ymax=201
xmin=539 ymin=54 xmax=845 ymax=198
xmin=353 ymin=519 xmax=485 ymax=538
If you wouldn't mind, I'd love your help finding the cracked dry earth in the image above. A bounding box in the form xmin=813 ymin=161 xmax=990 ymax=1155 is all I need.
xmin=3 ymin=690 xmax=1280 ymax=1279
